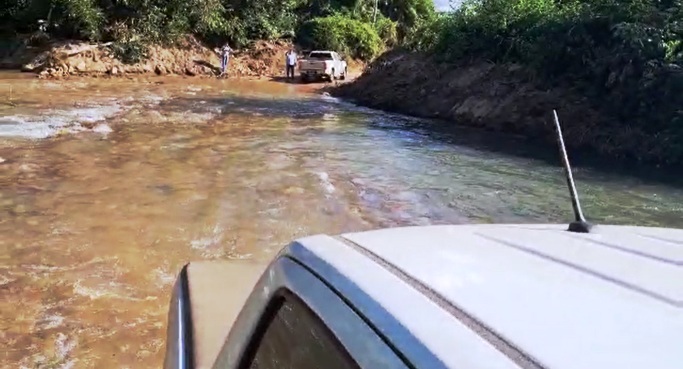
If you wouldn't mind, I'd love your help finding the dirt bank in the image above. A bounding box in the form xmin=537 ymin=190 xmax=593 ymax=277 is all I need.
xmin=1 ymin=36 xmax=308 ymax=79
xmin=333 ymin=50 xmax=682 ymax=166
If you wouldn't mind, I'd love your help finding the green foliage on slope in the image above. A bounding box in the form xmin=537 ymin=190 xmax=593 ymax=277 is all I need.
xmin=0 ymin=0 xmax=434 ymax=58
xmin=407 ymin=0 xmax=682 ymax=163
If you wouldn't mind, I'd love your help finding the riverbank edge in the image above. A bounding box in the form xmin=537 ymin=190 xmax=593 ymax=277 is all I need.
xmin=331 ymin=49 xmax=681 ymax=169
xmin=0 ymin=35 xmax=367 ymax=80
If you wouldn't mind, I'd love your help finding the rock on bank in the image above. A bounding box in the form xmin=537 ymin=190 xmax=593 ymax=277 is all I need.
xmin=333 ymin=49 xmax=680 ymax=166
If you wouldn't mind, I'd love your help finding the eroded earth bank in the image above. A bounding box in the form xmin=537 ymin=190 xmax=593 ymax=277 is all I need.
xmin=1 ymin=36 xmax=340 ymax=79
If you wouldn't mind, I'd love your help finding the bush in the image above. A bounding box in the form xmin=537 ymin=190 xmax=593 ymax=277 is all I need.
xmin=111 ymin=40 xmax=149 ymax=64
xmin=0 ymin=0 xmax=414 ymax=56
xmin=402 ymin=13 xmax=448 ymax=52
xmin=297 ymin=15 xmax=383 ymax=60
xmin=374 ymin=16 xmax=398 ymax=46
xmin=405 ymin=0 xmax=683 ymax=164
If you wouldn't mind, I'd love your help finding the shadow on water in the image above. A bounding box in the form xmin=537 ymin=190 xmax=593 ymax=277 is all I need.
xmin=268 ymin=76 xmax=302 ymax=84
xmin=347 ymin=104 xmax=683 ymax=186
xmin=168 ymin=95 xmax=683 ymax=188
xmin=375 ymin=117 xmax=683 ymax=187
xmin=268 ymin=76 xmax=335 ymax=86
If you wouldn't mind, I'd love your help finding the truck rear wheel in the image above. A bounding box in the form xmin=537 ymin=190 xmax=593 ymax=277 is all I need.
xmin=340 ymin=67 xmax=347 ymax=80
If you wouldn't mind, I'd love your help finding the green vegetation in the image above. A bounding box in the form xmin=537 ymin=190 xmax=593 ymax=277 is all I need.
xmin=297 ymin=15 xmax=383 ymax=59
xmin=409 ymin=0 xmax=682 ymax=78
xmin=0 ymin=0 xmax=434 ymax=60
xmin=110 ymin=39 xmax=149 ymax=64
xmin=404 ymin=0 xmax=682 ymax=164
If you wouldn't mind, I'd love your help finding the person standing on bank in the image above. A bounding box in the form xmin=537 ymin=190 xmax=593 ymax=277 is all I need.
xmin=285 ymin=49 xmax=297 ymax=80
xmin=220 ymin=43 xmax=233 ymax=77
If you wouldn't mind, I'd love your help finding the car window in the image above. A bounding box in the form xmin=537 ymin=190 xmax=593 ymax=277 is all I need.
xmin=309 ymin=52 xmax=333 ymax=59
xmin=241 ymin=294 xmax=360 ymax=369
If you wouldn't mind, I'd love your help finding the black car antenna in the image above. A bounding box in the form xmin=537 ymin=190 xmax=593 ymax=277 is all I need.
xmin=552 ymin=110 xmax=592 ymax=233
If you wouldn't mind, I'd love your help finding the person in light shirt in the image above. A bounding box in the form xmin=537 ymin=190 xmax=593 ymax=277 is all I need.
xmin=220 ymin=43 xmax=233 ymax=76
xmin=285 ymin=49 xmax=297 ymax=80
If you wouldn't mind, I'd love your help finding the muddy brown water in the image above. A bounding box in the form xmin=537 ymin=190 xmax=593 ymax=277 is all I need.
xmin=1 ymin=71 xmax=682 ymax=368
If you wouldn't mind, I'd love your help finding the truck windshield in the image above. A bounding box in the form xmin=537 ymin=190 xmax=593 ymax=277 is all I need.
xmin=309 ymin=52 xmax=333 ymax=60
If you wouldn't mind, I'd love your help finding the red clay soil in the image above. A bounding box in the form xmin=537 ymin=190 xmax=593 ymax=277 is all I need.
xmin=1 ymin=36 xmax=333 ymax=79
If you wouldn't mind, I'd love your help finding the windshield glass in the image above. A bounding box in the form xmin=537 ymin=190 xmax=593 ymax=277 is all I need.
xmin=309 ymin=52 xmax=333 ymax=60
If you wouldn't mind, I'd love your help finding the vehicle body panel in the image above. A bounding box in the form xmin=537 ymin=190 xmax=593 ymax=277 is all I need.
xmin=164 ymin=224 xmax=683 ymax=369
xmin=186 ymin=261 xmax=266 ymax=369
xmin=341 ymin=224 xmax=683 ymax=369
xmin=286 ymin=235 xmax=523 ymax=369
xmin=164 ymin=261 xmax=267 ymax=369
xmin=210 ymin=256 xmax=410 ymax=369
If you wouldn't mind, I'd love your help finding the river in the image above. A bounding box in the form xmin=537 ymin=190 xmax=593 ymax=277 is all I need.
xmin=1 ymin=72 xmax=682 ymax=368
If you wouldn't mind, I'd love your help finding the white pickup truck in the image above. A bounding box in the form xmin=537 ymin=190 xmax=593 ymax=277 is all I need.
xmin=298 ymin=50 xmax=347 ymax=82
xmin=162 ymin=223 xmax=683 ymax=369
